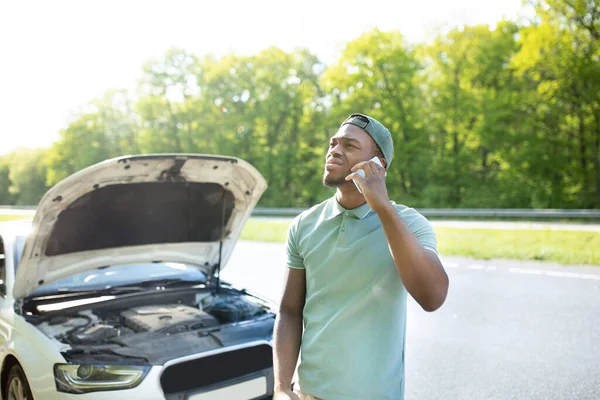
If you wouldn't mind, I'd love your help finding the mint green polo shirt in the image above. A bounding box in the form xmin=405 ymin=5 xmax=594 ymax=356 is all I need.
xmin=286 ymin=196 xmax=438 ymax=400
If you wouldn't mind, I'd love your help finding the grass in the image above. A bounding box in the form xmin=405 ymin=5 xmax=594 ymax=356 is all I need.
xmin=0 ymin=214 xmax=31 ymax=222
xmin=240 ymin=220 xmax=600 ymax=266
xmin=241 ymin=220 xmax=292 ymax=243
xmin=434 ymin=227 xmax=599 ymax=265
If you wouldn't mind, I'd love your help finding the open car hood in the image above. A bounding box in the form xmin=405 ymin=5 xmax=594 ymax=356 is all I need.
xmin=14 ymin=154 xmax=267 ymax=300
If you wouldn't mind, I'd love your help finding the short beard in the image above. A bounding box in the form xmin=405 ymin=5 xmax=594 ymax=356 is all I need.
xmin=322 ymin=173 xmax=350 ymax=188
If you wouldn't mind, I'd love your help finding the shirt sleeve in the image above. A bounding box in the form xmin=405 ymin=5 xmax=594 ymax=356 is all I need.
xmin=399 ymin=208 xmax=438 ymax=255
xmin=285 ymin=217 xmax=305 ymax=269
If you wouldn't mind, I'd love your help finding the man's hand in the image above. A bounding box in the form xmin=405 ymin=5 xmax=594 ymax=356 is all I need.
xmin=346 ymin=158 xmax=390 ymax=212
xmin=274 ymin=388 xmax=301 ymax=400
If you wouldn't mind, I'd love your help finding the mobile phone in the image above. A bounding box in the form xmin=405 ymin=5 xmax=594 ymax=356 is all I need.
xmin=353 ymin=156 xmax=384 ymax=193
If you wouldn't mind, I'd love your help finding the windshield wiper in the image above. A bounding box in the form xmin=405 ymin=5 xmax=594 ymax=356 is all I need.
xmin=125 ymin=278 xmax=207 ymax=290
xmin=29 ymin=286 xmax=145 ymax=301
xmin=55 ymin=286 xmax=145 ymax=295
xmin=50 ymin=278 xmax=207 ymax=296
xmin=33 ymin=279 xmax=208 ymax=300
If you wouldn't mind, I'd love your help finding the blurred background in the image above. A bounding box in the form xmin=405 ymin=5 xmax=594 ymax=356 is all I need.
xmin=1 ymin=0 xmax=598 ymax=210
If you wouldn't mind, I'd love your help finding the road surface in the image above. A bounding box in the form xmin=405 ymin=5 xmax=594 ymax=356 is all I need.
xmin=223 ymin=241 xmax=600 ymax=400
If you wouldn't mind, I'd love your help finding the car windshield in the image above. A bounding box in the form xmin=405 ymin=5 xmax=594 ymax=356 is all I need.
xmin=14 ymin=235 xmax=26 ymax=266
xmin=29 ymin=262 xmax=208 ymax=296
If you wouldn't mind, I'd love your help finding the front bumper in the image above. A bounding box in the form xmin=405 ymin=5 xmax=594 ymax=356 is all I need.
xmin=37 ymin=341 xmax=274 ymax=400
xmin=161 ymin=341 xmax=273 ymax=400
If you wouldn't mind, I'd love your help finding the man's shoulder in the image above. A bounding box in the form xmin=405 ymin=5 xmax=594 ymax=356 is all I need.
xmin=390 ymin=201 xmax=438 ymax=254
xmin=389 ymin=201 xmax=418 ymax=215
xmin=389 ymin=202 xmax=431 ymax=225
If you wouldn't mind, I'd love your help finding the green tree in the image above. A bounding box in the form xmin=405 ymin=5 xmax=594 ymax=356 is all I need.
xmin=46 ymin=90 xmax=139 ymax=186
xmin=200 ymin=47 xmax=327 ymax=206
xmin=512 ymin=0 xmax=600 ymax=207
xmin=137 ymin=48 xmax=202 ymax=153
xmin=7 ymin=148 xmax=49 ymax=205
xmin=0 ymin=157 xmax=15 ymax=205
xmin=2 ymin=4 xmax=598 ymax=210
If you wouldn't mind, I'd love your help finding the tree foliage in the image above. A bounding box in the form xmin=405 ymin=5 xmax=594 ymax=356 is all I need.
xmin=2 ymin=0 xmax=598 ymax=208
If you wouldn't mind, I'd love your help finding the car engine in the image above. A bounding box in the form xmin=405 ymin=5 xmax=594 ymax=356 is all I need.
xmin=34 ymin=292 xmax=271 ymax=348
xmin=122 ymin=304 xmax=219 ymax=334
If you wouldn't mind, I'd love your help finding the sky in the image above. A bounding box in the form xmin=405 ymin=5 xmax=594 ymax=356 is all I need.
xmin=0 ymin=0 xmax=533 ymax=155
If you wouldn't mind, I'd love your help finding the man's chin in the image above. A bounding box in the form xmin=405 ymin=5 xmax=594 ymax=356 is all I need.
xmin=323 ymin=173 xmax=350 ymax=188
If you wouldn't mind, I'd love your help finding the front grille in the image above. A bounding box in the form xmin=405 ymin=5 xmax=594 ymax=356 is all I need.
xmin=160 ymin=344 xmax=273 ymax=396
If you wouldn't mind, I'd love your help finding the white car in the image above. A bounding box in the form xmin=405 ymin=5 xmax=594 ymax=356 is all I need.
xmin=0 ymin=154 xmax=277 ymax=400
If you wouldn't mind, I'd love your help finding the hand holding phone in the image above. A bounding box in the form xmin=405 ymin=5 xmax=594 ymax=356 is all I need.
xmin=353 ymin=156 xmax=384 ymax=193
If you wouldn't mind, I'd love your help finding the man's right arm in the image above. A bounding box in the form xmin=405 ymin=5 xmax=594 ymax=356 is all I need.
xmin=273 ymin=267 xmax=306 ymax=399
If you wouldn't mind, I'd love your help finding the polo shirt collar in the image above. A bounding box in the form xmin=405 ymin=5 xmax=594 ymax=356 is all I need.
xmin=328 ymin=196 xmax=373 ymax=220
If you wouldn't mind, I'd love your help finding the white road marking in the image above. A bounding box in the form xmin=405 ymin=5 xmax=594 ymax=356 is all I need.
xmin=449 ymin=264 xmax=600 ymax=281
xmin=508 ymin=267 xmax=600 ymax=281
xmin=509 ymin=268 xmax=545 ymax=275
xmin=543 ymin=271 xmax=600 ymax=280
xmin=467 ymin=264 xmax=497 ymax=271
xmin=468 ymin=264 xmax=486 ymax=270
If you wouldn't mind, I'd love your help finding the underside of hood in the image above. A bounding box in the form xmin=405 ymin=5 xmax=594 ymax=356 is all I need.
xmin=44 ymin=181 xmax=235 ymax=256
xmin=14 ymin=154 xmax=267 ymax=300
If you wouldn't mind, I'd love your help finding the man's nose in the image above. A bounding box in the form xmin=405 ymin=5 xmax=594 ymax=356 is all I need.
xmin=328 ymin=143 xmax=343 ymax=157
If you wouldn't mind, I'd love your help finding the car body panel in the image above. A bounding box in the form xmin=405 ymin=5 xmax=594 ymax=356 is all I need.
xmin=14 ymin=154 xmax=267 ymax=299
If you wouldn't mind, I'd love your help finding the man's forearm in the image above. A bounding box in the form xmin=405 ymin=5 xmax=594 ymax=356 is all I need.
xmin=273 ymin=311 xmax=303 ymax=391
xmin=376 ymin=203 xmax=448 ymax=311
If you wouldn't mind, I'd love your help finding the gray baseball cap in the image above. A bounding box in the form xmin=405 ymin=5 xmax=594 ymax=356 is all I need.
xmin=340 ymin=113 xmax=394 ymax=167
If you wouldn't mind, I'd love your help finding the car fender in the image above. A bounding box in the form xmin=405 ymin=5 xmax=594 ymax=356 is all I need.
xmin=0 ymin=306 xmax=66 ymax=398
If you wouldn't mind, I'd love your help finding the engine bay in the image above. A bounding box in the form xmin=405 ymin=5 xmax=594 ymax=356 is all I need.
xmin=31 ymin=289 xmax=275 ymax=364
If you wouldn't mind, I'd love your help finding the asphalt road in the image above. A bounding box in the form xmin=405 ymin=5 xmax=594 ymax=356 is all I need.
xmin=223 ymin=241 xmax=600 ymax=400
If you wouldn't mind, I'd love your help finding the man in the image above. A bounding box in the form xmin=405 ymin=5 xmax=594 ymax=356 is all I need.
xmin=273 ymin=113 xmax=449 ymax=400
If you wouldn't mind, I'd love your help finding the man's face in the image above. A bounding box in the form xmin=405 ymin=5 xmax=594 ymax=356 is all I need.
xmin=322 ymin=124 xmax=377 ymax=188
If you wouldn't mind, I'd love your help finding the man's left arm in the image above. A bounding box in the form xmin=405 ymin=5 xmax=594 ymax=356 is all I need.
xmin=347 ymin=159 xmax=449 ymax=312
xmin=376 ymin=204 xmax=449 ymax=312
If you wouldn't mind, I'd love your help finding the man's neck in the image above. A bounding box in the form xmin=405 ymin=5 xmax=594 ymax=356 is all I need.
xmin=335 ymin=184 xmax=367 ymax=210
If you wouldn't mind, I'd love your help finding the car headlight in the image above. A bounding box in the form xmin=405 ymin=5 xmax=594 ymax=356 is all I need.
xmin=54 ymin=364 xmax=150 ymax=393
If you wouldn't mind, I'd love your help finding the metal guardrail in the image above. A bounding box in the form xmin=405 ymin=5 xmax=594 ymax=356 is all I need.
xmin=414 ymin=208 xmax=600 ymax=219
xmin=252 ymin=208 xmax=307 ymax=216
xmin=1 ymin=206 xmax=599 ymax=219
